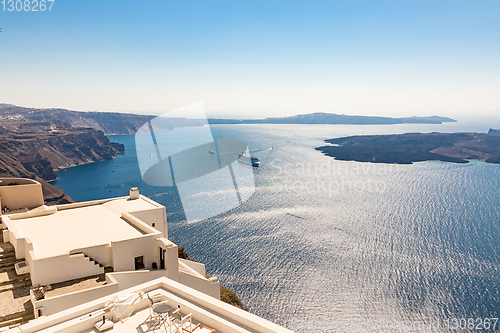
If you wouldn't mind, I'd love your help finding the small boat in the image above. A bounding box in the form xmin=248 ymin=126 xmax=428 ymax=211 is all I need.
xmin=238 ymin=153 xmax=260 ymax=167
xmin=209 ymin=150 xmax=215 ymax=154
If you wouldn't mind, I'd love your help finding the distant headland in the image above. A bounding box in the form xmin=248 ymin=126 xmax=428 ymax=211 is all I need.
xmin=0 ymin=103 xmax=156 ymax=135
xmin=316 ymin=130 xmax=500 ymax=164
xmin=1 ymin=104 xmax=456 ymax=135
xmin=209 ymin=113 xmax=456 ymax=125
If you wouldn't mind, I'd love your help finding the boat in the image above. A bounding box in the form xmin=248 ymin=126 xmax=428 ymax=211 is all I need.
xmin=237 ymin=153 xmax=260 ymax=167
xmin=209 ymin=150 xmax=215 ymax=154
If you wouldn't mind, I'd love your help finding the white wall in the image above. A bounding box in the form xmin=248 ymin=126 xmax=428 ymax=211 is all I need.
xmin=105 ymin=270 xmax=166 ymax=290
xmin=31 ymin=266 xmax=218 ymax=319
xmin=7 ymin=206 xmax=57 ymax=220
xmin=121 ymin=212 xmax=161 ymax=235
xmin=0 ymin=178 xmax=44 ymax=211
xmin=179 ymin=258 xmax=206 ymax=276
xmin=26 ymin=250 xmax=36 ymax=284
xmin=156 ymin=238 xmax=179 ymax=281
xmin=56 ymin=197 xmax=117 ymax=211
xmin=111 ymin=234 xmax=157 ymax=272
xmin=32 ymin=270 xmax=165 ymax=317
xmin=69 ymin=244 xmax=112 ymax=268
xmin=179 ymin=270 xmax=220 ymax=299
xmin=34 ymin=283 xmax=119 ymax=317
xmin=154 ymin=278 xmax=291 ymax=333
xmin=3 ymin=217 xmax=28 ymax=260
xmin=130 ymin=208 xmax=167 ymax=238
xmin=9 ymin=229 xmax=24 ymax=259
xmin=32 ymin=253 xmax=104 ymax=285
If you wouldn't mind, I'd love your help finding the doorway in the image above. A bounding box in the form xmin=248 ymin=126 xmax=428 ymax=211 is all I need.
xmin=159 ymin=248 xmax=166 ymax=269
xmin=134 ymin=255 xmax=145 ymax=270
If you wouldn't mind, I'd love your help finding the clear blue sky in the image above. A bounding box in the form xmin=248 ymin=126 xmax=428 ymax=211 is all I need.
xmin=1 ymin=0 xmax=499 ymax=119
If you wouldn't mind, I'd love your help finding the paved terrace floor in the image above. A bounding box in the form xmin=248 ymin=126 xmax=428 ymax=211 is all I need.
xmin=0 ymin=243 xmax=32 ymax=319
xmin=45 ymin=274 xmax=107 ymax=298
xmin=0 ymin=271 xmax=31 ymax=318
xmin=0 ymin=242 xmax=106 ymax=320
xmin=81 ymin=307 xmax=205 ymax=333
xmin=9 ymin=204 xmax=146 ymax=258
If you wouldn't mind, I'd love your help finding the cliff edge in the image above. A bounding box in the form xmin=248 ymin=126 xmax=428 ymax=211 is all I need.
xmin=0 ymin=120 xmax=124 ymax=205
xmin=0 ymin=104 xmax=203 ymax=135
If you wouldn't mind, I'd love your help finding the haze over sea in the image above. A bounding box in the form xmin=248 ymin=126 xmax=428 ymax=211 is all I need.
xmin=52 ymin=122 xmax=500 ymax=332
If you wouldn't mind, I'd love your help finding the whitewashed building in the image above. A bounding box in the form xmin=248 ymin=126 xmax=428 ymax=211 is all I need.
xmin=0 ymin=178 xmax=292 ymax=332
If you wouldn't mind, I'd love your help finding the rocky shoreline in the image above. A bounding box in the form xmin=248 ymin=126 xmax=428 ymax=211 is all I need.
xmin=0 ymin=120 xmax=124 ymax=205
xmin=316 ymin=131 xmax=500 ymax=164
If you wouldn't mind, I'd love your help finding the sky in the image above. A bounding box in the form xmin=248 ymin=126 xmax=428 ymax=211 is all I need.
xmin=0 ymin=0 xmax=499 ymax=119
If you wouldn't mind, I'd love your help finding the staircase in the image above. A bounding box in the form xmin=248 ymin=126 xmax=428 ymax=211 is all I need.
xmin=0 ymin=251 xmax=25 ymax=271
xmin=0 ymin=238 xmax=35 ymax=329
xmin=67 ymin=252 xmax=105 ymax=277
xmin=83 ymin=254 xmax=104 ymax=269
xmin=70 ymin=252 xmax=104 ymax=269
xmin=0 ymin=309 xmax=34 ymax=329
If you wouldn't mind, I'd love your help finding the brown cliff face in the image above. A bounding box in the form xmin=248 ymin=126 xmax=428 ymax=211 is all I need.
xmin=0 ymin=120 xmax=124 ymax=205
xmin=0 ymin=104 xmax=204 ymax=135
xmin=37 ymin=177 xmax=76 ymax=205
xmin=0 ymin=153 xmax=75 ymax=205
xmin=0 ymin=120 xmax=124 ymax=180
xmin=0 ymin=104 xmax=154 ymax=135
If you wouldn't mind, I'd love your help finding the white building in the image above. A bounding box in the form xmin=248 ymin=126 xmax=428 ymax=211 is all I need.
xmin=0 ymin=178 xmax=293 ymax=332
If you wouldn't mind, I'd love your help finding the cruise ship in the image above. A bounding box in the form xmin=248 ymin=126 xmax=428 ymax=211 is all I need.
xmin=237 ymin=153 xmax=260 ymax=167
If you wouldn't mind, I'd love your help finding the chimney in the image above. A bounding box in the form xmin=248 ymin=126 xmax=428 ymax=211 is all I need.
xmin=129 ymin=188 xmax=139 ymax=200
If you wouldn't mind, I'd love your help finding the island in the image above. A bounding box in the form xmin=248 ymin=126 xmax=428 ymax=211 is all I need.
xmin=488 ymin=128 xmax=500 ymax=136
xmin=209 ymin=113 xmax=456 ymax=125
xmin=316 ymin=130 xmax=500 ymax=164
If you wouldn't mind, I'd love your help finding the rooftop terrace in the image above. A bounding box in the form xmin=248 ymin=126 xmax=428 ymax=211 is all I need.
xmin=7 ymin=197 xmax=160 ymax=259
xmin=6 ymin=276 xmax=293 ymax=333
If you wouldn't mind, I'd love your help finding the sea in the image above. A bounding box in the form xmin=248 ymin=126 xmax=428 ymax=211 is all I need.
xmin=51 ymin=121 xmax=500 ymax=332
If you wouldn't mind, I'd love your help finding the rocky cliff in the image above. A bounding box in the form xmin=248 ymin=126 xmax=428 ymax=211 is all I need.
xmin=0 ymin=120 xmax=124 ymax=205
xmin=0 ymin=104 xmax=206 ymax=135
xmin=0 ymin=104 xmax=154 ymax=135
xmin=0 ymin=149 xmax=75 ymax=205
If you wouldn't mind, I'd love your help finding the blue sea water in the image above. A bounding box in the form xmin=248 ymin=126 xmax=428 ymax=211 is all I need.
xmin=52 ymin=122 xmax=500 ymax=332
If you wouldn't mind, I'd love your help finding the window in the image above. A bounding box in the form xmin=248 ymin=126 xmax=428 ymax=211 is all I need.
xmin=134 ymin=256 xmax=145 ymax=270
